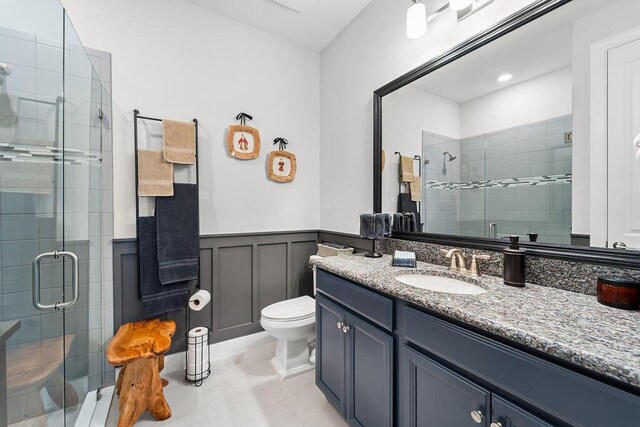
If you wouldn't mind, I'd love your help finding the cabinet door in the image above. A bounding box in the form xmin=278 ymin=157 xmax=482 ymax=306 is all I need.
xmin=491 ymin=395 xmax=553 ymax=427
xmin=401 ymin=345 xmax=490 ymax=427
xmin=316 ymin=294 xmax=347 ymax=416
xmin=345 ymin=313 xmax=393 ymax=427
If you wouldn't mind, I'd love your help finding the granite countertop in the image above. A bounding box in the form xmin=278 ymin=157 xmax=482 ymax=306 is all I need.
xmin=310 ymin=254 xmax=640 ymax=389
xmin=0 ymin=320 xmax=20 ymax=346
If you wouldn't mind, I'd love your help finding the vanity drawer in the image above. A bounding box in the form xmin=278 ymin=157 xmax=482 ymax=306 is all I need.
xmin=402 ymin=306 xmax=640 ymax=426
xmin=316 ymin=269 xmax=393 ymax=331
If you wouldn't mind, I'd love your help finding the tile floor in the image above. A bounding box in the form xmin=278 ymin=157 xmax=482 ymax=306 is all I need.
xmin=106 ymin=342 xmax=348 ymax=426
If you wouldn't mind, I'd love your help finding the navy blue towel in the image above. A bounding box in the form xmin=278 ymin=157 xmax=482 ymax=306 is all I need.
xmin=360 ymin=213 xmax=386 ymax=240
xmin=392 ymin=213 xmax=405 ymax=232
xmin=155 ymin=183 xmax=200 ymax=285
xmin=404 ymin=212 xmax=417 ymax=232
xmin=138 ymin=217 xmax=189 ymax=317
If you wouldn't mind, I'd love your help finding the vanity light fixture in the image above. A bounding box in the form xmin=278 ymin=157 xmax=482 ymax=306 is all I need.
xmin=407 ymin=0 xmax=427 ymax=39
xmin=497 ymin=73 xmax=513 ymax=82
xmin=426 ymin=0 xmax=495 ymax=27
xmin=449 ymin=0 xmax=474 ymax=11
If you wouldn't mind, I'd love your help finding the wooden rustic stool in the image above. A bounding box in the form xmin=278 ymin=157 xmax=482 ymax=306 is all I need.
xmin=107 ymin=319 xmax=176 ymax=427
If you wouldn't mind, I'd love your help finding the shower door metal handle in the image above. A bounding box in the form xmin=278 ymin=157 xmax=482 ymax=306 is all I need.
xmin=32 ymin=251 xmax=79 ymax=310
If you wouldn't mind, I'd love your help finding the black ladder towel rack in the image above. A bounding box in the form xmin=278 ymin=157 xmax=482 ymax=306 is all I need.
xmin=133 ymin=108 xmax=200 ymax=290
xmin=133 ymin=109 xmax=209 ymax=385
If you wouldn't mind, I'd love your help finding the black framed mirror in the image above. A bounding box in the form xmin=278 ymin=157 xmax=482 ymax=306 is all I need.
xmin=373 ymin=0 xmax=640 ymax=268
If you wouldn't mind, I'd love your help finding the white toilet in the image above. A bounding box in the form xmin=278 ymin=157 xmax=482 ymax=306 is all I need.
xmin=260 ymin=256 xmax=321 ymax=379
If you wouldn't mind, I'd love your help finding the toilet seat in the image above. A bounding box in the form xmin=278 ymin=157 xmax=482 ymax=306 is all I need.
xmin=261 ymin=295 xmax=315 ymax=322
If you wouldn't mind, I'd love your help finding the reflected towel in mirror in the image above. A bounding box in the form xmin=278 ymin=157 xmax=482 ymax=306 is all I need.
xmin=401 ymin=156 xmax=415 ymax=182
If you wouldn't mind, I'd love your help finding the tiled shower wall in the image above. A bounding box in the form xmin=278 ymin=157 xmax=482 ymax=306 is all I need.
xmin=422 ymin=131 xmax=460 ymax=235
xmin=421 ymin=115 xmax=572 ymax=244
xmin=459 ymin=115 xmax=572 ymax=243
xmin=0 ymin=22 xmax=114 ymax=404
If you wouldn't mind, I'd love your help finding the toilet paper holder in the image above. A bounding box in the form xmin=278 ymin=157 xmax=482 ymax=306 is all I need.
xmin=185 ymin=298 xmax=211 ymax=386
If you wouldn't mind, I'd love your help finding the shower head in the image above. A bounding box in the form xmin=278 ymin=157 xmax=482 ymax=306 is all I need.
xmin=0 ymin=63 xmax=11 ymax=76
xmin=0 ymin=63 xmax=10 ymax=86
xmin=443 ymin=151 xmax=457 ymax=161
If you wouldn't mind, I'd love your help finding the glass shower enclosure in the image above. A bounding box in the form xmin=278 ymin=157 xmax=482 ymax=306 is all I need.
xmin=422 ymin=115 xmax=573 ymax=244
xmin=0 ymin=0 xmax=112 ymax=425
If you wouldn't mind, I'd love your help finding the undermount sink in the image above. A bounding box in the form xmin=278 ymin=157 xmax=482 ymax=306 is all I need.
xmin=395 ymin=274 xmax=487 ymax=295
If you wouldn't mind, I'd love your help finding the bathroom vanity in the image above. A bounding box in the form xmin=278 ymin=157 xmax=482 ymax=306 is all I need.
xmin=312 ymin=255 xmax=640 ymax=427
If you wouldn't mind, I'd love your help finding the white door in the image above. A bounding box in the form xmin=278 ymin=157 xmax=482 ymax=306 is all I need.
xmin=607 ymin=38 xmax=640 ymax=249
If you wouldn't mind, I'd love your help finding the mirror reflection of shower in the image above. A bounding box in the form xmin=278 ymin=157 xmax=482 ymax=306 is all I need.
xmin=441 ymin=151 xmax=457 ymax=175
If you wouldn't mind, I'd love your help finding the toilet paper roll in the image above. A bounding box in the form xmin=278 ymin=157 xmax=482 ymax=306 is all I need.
xmin=188 ymin=289 xmax=211 ymax=311
xmin=187 ymin=326 xmax=210 ymax=380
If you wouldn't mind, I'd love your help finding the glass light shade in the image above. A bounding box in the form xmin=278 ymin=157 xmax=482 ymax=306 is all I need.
xmin=449 ymin=0 xmax=474 ymax=11
xmin=407 ymin=1 xmax=427 ymax=39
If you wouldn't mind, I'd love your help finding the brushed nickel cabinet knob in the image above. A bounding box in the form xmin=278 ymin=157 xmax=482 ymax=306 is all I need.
xmin=471 ymin=410 xmax=483 ymax=423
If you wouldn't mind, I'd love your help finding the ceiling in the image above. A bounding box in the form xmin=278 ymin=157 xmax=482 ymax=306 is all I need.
xmin=410 ymin=0 xmax=611 ymax=104
xmin=187 ymin=0 xmax=372 ymax=52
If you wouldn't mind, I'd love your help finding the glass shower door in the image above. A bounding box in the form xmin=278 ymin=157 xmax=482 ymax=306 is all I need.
xmin=61 ymin=12 xmax=104 ymax=426
xmin=0 ymin=2 xmax=105 ymax=425
xmin=0 ymin=2 xmax=68 ymax=425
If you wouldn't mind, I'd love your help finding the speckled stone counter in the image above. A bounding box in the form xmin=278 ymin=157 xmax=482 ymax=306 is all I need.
xmin=310 ymin=254 xmax=640 ymax=389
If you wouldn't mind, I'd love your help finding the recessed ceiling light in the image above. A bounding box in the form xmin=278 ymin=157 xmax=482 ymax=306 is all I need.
xmin=497 ymin=73 xmax=513 ymax=82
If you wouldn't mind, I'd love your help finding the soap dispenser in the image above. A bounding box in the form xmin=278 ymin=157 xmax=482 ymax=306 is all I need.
xmin=503 ymin=235 xmax=526 ymax=287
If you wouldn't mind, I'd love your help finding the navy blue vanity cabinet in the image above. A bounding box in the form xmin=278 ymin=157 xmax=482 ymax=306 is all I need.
xmin=402 ymin=305 xmax=640 ymax=426
xmin=345 ymin=311 xmax=393 ymax=427
xmin=316 ymin=293 xmax=347 ymax=416
xmin=316 ymin=270 xmax=394 ymax=427
xmin=491 ymin=395 xmax=553 ymax=427
xmin=316 ymin=269 xmax=640 ymax=426
xmin=401 ymin=344 xmax=553 ymax=427
xmin=401 ymin=345 xmax=490 ymax=426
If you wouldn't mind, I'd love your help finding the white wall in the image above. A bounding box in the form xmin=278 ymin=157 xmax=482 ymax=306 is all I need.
xmin=319 ymin=0 xmax=538 ymax=234
xmin=572 ymin=0 xmax=640 ymax=235
xmin=460 ymin=66 xmax=573 ymax=139
xmin=381 ymin=86 xmax=460 ymax=215
xmin=62 ymin=0 xmax=320 ymax=238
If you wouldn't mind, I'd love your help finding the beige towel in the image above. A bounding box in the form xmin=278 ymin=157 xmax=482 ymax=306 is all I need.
xmin=401 ymin=156 xmax=415 ymax=182
xmin=163 ymin=119 xmax=195 ymax=164
xmin=138 ymin=150 xmax=174 ymax=196
xmin=410 ymin=176 xmax=422 ymax=202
